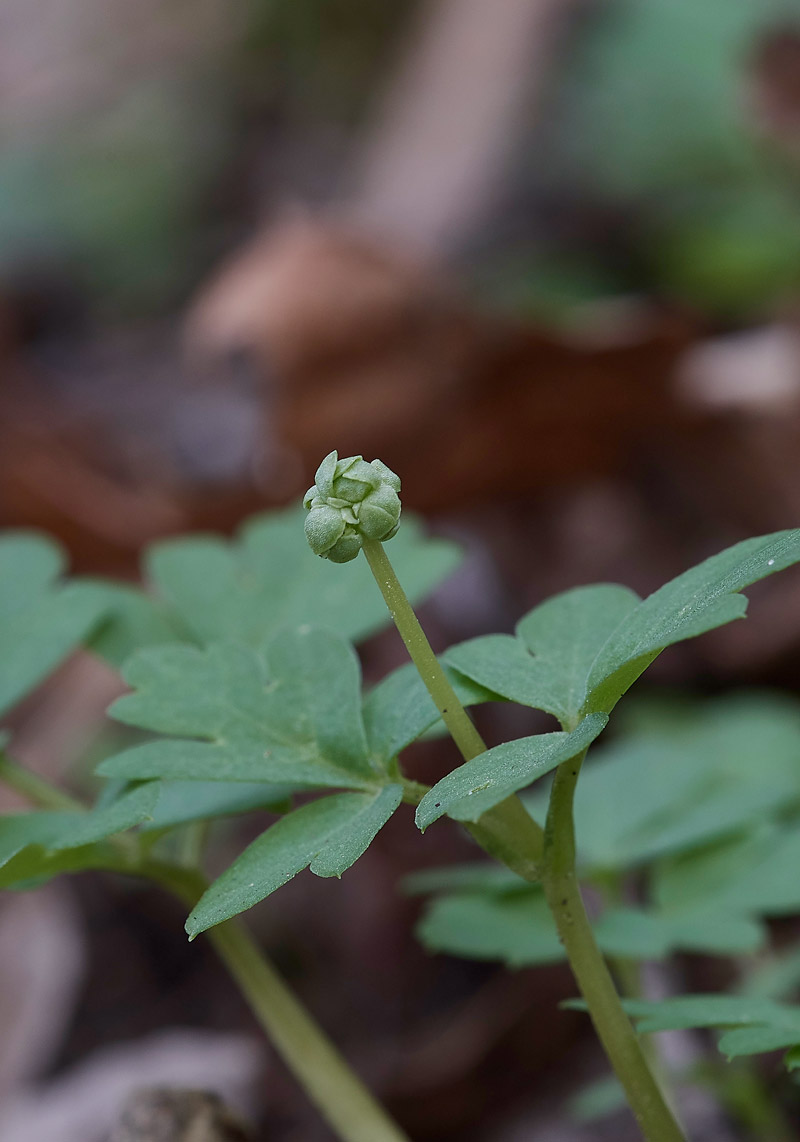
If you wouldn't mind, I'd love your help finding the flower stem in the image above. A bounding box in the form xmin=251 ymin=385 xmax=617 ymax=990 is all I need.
xmin=361 ymin=537 xmax=486 ymax=760
xmin=150 ymin=863 xmax=411 ymax=1142
xmin=361 ymin=537 xmax=544 ymax=877
xmin=542 ymin=752 xmax=686 ymax=1142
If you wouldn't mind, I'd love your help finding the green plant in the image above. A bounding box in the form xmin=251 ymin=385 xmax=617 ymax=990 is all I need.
xmin=2 ymin=455 xmax=800 ymax=1140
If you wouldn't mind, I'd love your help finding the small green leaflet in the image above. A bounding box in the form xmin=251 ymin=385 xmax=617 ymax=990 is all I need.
xmin=447 ymin=530 xmax=800 ymax=725
xmin=186 ymin=785 xmax=403 ymax=937
xmin=0 ymin=533 xmax=110 ymax=716
xmin=416 ymin=713 xmax=608 ymax=828
xmin=89 ymin=506 xmax=459 ymax=657
xmin=99 ymin=627 xmax=378 ymax=789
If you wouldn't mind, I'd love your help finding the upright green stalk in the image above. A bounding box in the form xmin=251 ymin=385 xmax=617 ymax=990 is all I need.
xmin=361 ymin=537 xmax=544 ymax=879
xmin=360 ymin=536 xmax=685 ymax=1141
xmin=542 ymin=752 xmax=685 ymax=1141
xmin=361 ymin=538 xmax=487 ymax=760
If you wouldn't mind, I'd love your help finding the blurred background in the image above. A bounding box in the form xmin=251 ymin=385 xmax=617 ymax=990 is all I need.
xmin=3 ymin=0 xmax=800 ymax=1138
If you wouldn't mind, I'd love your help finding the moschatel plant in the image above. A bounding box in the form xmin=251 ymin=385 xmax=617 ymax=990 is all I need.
xmin=2 ymin=449 xmax=800 ymax=1140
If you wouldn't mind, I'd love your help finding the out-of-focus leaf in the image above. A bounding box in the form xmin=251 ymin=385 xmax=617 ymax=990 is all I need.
xmin=416 ymin=889 xmax=563 ymax=967
xmin=0 ymin=533 xmax=110 ymax=717
xmin=83 ymin=582 xmax=186 ymax=668
xmin=145 ymin=507 xmax=460 ymax=649
xmin=46 ymin=783 xmax=159 ymax=850
xmin=655 ymin=828 xmax=800 ymax=918
xmin=403 ymin=862 xmax=525 ymax=897
xmin=0 ymin=841 xmax=131 ymax=890
xmin=186 ymin=785 xmax=402 ymax=936
xmin=568 ymin=993 xmax=800 ymax=1063
xmin=569 ymin=1075 xmax=627 ymax=1123
xmin=525 ymin=694 xmax=800 ymax=870
xmin=594 ymin=906 xmax=764 ymax=959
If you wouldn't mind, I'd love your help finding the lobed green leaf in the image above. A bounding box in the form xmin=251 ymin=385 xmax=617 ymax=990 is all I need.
xmin=446 ymin=585 xmax=639 ymax=727
xmin=100 ymin=627 xmax=377 ymax=789
xmin=448 ymin=530 xmax=800 ymax=727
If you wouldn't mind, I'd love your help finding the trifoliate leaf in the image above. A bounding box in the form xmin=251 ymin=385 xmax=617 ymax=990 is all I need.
xmin=0 ymin=533 xmax=110 ymax=716
xmin=99 ymin=627 xmax=377 ymax=789
xmin=185 ymin=785 xmax=402 ymax=936
xmin=416 ymin=713 xmax=608 ymax=829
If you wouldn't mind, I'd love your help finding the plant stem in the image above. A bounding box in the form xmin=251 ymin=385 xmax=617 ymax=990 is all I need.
xmin=361 ymin=537 xmax=544 ymax=877
xmin=362 ymin=537 xmax=488 ymax=760
xmin=542 ymin=752 xmax=686 ymax=1142
xmin=209 ymin=922 xmax=410 ymax=1142
xmin=151 ymin=863 xmax=411 ymax=1142
xmin=0 ymin=749 xmax=85 ymax=811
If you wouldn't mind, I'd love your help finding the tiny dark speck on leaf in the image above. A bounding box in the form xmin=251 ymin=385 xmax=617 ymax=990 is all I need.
xmin=434 ymin=802 xmax=441 ymax=808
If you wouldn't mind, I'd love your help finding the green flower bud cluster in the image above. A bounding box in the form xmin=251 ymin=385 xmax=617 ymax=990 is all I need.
xmin=304 ymin=451 xmax=402 ymax=563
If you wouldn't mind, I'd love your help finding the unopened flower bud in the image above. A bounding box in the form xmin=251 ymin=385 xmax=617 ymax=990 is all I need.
xmin=304 ymin=451 xmax=401 ymax=562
